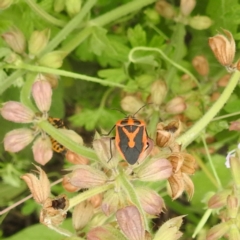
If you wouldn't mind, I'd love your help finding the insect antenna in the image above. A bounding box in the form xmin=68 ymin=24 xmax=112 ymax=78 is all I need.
xmin=133 ymin=103 xmax=153 ymax=117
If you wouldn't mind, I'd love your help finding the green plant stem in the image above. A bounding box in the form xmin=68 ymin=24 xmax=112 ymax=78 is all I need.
xmin=201 ymin=135 xmax=222 ymax=189
xmin=192 ymin=209 xmax=213 ymax=238
xmin=177 ymin=70 xmax=240 ymax=148
xmin=128 ymin=46 xmax=200 ymax=87
xmin=38 ymin=120 xmax=97 ymax=160
xmin=118 ymin=170 xmax=149 ymax=231
xmin=39 ymin=0 xmax=97 ymax=57
xmin=212 ymin=111 xmax=240 ymax=121
xmin=5 ymin=64 xmax=126 ymax=88
xmin=25 ymin=0 xmax=66 ymax=27
xmin=68 ymin=184 xmax=113 ymax=209
xmin=20 ymin=73 xmax=38 ymax=111
xmin=191 ymin=151 xmax=219 ymax=188
xmin=0 ymin=69 xmax=26 ymax=95
xmin=61 ymin=0 xmax=157 ymax=53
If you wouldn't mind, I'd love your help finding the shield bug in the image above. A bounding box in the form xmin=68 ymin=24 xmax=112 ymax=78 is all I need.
xmin=105 ymin=105 xmax=151 ymax=165
xmin=48 ymin=117 xmax=67 ymax=154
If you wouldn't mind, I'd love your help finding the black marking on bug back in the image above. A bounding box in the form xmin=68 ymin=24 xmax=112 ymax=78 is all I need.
xmin=117 ymin=125 xmax=144 ymax=165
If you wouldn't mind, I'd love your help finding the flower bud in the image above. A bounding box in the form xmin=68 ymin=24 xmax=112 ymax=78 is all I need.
xmin=4 ymin=128 xmax=35 ymax=152
xmin=54 ymin=0 xmax=65 ymax=13
xmin=165 ymin=97 xmax=186 ymax=114
xmin=1 ymin=101 xmax=35 ymax=123
xmin=32 ymin=77 xmax=52 ymax=112
xmin=32 ymin=136 xmax=53 ymax=165
xmin=185 ymin=104 xmax=202 ymax=121
xmin=230 ymin=154 xmax=240 ymax=188
xmin=28 ymin=29 xmax=50 ymax=56
xmin=62 ymin=175 xmax=80 ymax=192
xmin=121 ymin=96 xmax=144 ymax=114
xmin=137 ymin=187 xmax=165 ymax=215
xmin=180 ymin=0 xmax=196 ymax=16
xmin=208 ymin=190 xmax=231 ymax=209
xmin=189 ymin=16 xmax=212 ymax=30
xmin=136 ymin=158 xmax=172 ymax=182
xmin=192 ymin=55 xmax=209 ymax=76
xmin=72 ymin=201 xmax=94 ymax=231
xmin=87 ymin=226 xmax=125 ymax=240
xmin=150 ymin=79 xmax=167 ymax=106
xmin=208 ymin=29 xmax=235 ymax=66
xmin=93 ymin=137 xmax=119 ymax=169
xmin=155 ymin=0 xmax=176 ymax=19
xmin=65 ymin=150 xmax=89 ymax=165
xmin=21 ymin=165 xmax=50 ymax=204
xmin=206 ymin=222 xmax=230 ymax=240
xmin=229 ymin=120 xmax=240 ymax=131
xmin=70 ymin=165 xmax=108 ymax=189
xmin=116 ymin=206 xmax=144 ymax=240
xmin=217 ymin=74 xmax=231 ymax=87
xmin=1 ymin=27 xmax=26 ymax=54
xmin=227 ymin=194 xmax=239 ymax=218
xmin=154 ymin=216 xmax=184 ymax=240
xmin=101 ymin=190 xmax=121 ymax=216
xmin=39 ymin=50 xmax=66 ymax=68
xmin=0 ymin=0 xmax=13 ymax=9
xmin=228 ymin=225 xmax=240 ymax=240
xmin=65 ymin=0 xmax=82 ymax=17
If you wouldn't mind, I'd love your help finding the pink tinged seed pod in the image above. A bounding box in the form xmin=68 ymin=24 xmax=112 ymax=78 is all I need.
xmin=87 ymin=225 xmax=126 ymax=240
xmin=136 ymin=158 xmax=172 ymax=182
xmin=165 ymin=97 xmax=186 ymax=115
xmin=21 ymin=165 xmax=50 ymax=204
xmin=101 ymin=190 xmax=121 ymax=216
xmin=62 ymin=175 xmax=80 ymax=192
xmin=206 ymin=222 xmax=230 ymax=240
xmin=72 ymin=201 xmax=94 ymax=231
xmin=208 ymin=189 xmax=231 ymax=209
xmin=116 ymin=206 xmax=145 ymax=240
xmin=32 ymin=136 xmax=53 ymax=165
xmin=137 ymin=188 xmax=165 ymax=215
xmin=70 ymin=165 xmax=108 ymax=189
xmin=4 ymin=128 xmax=35 ymax=152
xmin=1 ymin=27 xmax=26 ymax=54
xmin=32 ymin=78 xmax=52 ymax=112
xmin=180 ymin=0 xmax=196 ymax=16
xmin=1 ymin=101 xmax=35 ymax=123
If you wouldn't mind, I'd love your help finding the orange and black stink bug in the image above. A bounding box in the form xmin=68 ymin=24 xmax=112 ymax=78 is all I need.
xmin=48 ymin=117 xmax=67 ymax=154
xmin=106 ymin=106 xmax=151 ymax=165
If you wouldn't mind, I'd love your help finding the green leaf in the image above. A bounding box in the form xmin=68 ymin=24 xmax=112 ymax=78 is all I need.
xmin=98 ymin=68 xmax=126 ymax=83
xmin=223 ymin=94 xmax=240 ymax=113
xmin=89 ymin=26 xmax=113 ymax=56
xmin=0 ymin=183 xmax=26 ymax=207
xmin=5 ymin=219 xmax=74 ymax=240
xmin=127 ymin=24 xmax=146 ymax=47
xmin=206 ymin=0 xmax=239 ymax=34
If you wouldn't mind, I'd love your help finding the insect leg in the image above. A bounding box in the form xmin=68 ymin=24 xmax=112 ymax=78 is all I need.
xmin=107 ymin=137 xmax=115 ymax=163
